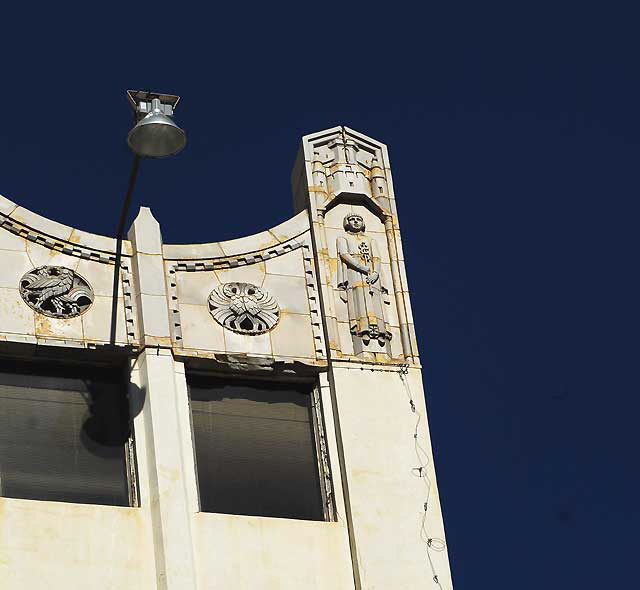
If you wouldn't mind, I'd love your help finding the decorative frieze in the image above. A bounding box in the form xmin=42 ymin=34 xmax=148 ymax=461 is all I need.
xmin=120 ymin=263 xmax=136 ymax=344
xmin=301 ymin=243 xmax=326 ymax=359
xmin=0 ymin=212 xmax=117 ymax=264
xmin=171 ymin=240 xmax=303 ymax=272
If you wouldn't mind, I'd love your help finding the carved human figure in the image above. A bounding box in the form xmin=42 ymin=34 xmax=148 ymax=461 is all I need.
xmin=336 ymin=213 xmax=391 ymax=347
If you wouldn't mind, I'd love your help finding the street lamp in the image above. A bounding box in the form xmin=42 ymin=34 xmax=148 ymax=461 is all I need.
xmin=110 ymin=89 xmax=185 ymax=344
xmin=115 ymin=90 xmax=186 ymax=240
xmin=127 ymin=91 xmax=186 ymax=158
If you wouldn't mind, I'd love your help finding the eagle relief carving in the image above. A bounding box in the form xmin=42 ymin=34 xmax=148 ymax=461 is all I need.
xmin=19 ymin=266 xmax=94 ymax=318
xmin=208 ymin=282 xmax=279 ymax=335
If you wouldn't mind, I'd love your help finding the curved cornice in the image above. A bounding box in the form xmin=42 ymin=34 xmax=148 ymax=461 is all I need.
xmin=0 ymin=194 xmax=132 ymax=263
xmin=0 ymin=195 xmax=311 ymax=265
xmin=163 ymin=210 xmax=310 ymax=261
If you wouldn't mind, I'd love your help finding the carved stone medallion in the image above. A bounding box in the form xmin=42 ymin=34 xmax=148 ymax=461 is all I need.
xmin=20 ymin=266 xmax=94 ymax=318
xmin=208 ymin=282 xmax=279 ymax=335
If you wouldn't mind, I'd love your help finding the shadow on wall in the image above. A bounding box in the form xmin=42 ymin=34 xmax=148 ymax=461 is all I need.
xmin=79 ymin=379 xmax=146 ymax=458
xmin=0 ymin=360 xmax=146 ymax=506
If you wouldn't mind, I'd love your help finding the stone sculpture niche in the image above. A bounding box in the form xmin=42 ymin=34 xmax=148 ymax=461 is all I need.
xmin=19 ymin=266 xmax=94 ymax=318
xmin=336 ymin=213 xmax=392 ymax=349
xmin=208 ymin=282 xmax=280 ymax=335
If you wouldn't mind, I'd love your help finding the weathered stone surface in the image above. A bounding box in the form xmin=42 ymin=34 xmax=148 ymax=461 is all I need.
xmin=192 ymin=513 xmax=354 ymax=590
xmin=267 ymin=210 xmax=309 ymax=242
xmin=25 ymin=241 xmax=82 ymax=270
xmin=224 ymin=327 xmax=273 ymax=356
xmin=179 ymin=303 xmax=226 ymax=351
xmin=270 ymin=312 xmax=315 ymax=359
xmin=265 ymin=248 xmax=305 ymax=277
xmin=34 ymin=312 xmax=84 ymax=340
xmin=328 ymin=365 xmax=452 ymax=588
xmin=11 ymin=206 xmax=74 ymax=242
xmin=0 ymin=251 xmax=32 ymax=288
xmin=0 ymin=287 xmax=35 ymax=335
xmin=82 ymin=296 xmax=129 ymax=343
xmin=0 ymin=194 xmax=17 ymax=215
xmin=75 ymin=258 xmax=122 ymax=298
xmin=68 ymin=228 xmax=122 ymax=256
xmin=262 ymin=274 xmax=309 ymax=315
xmin=175 ymin=269 xmax=220 ymax=305
xmin=215 ymin=262 xmax=266 ymax=288
xmin=0 ymin=227 xmax=26 ymax=251
xmin=163 ymin=241 xmax=225 ymax=260
xmin=0 ymin=498 xmax=155 ymax=590
xmin=219 ymin=230 xmax=279 ymax=258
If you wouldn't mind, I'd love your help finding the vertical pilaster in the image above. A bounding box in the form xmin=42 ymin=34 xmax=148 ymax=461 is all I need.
xmin=294 ymin=127 xmax=454 ymax=589
xmin=384 ymin=216 xmax=414 ymax=361
xmin=128 ymin=208 xmax=198 ymax=590
xmin=311 ymin=153 xmax=340 ymax=354
xmin=328 ymin=363 xmax=453 ymax=589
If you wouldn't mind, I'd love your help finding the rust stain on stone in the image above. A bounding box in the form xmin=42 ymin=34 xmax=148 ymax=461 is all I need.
xmin=34 ymin=315 xmax=53 ymax=335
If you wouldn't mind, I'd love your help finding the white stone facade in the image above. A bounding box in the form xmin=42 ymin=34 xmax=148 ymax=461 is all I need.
xmin=0 ymin=127 xmax=453 ymax=589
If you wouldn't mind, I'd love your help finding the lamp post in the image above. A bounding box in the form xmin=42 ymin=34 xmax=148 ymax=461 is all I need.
xmin=127 ymin=91 xmax=187 ymax=159
xmin=115 ymin=90 xmax=186 ymax=240
xmin=110 ymin=90 xmax=186 ymax=344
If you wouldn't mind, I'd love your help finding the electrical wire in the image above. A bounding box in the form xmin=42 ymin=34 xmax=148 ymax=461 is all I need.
xmin=398 ymin=363 xmax=447 ymax=589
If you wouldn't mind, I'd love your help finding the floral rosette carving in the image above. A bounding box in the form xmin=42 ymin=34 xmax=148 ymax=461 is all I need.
xmin=208 ymin=282 xmax=279 ymax=335
xmin=20 ymin=266 xmax=94 ymax=318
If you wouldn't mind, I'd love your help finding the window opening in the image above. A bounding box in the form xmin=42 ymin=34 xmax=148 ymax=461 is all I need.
xmin=0 ymin=360 xmax=135 ymax=507
xmin=188 ymin=376 xmax=331 ymax=521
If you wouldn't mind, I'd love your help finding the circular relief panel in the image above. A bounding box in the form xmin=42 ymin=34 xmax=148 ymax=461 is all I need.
xmin=208 ymin=282 xmax=280 ymax=335
xmin=20 ymin=266 xmax=94 ymax=318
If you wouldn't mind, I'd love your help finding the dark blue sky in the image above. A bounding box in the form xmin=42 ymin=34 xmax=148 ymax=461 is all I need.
xmin=2 ymin=4 xmax=638 ymax=588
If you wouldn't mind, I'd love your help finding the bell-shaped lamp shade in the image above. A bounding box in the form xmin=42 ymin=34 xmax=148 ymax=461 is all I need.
xmin=127 ymin=110 xmax=186 ymax=158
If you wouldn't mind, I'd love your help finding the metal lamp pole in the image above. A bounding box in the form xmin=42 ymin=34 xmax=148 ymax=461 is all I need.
xmin=116 ymin=90 xmax=186 ymax=240
xmin=110 ymin=90 xmax=186 ymax=343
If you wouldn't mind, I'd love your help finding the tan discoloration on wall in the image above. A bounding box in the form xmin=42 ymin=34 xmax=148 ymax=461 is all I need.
xmin=68 ymin=232 xmax=82 ymax=244
xmin=0 ymin=288 xmax=35 ymax=335
xmin=34 ymin=314 xmax=52 ymax=335
xmin=330 ymin=367 xmax=453 ymax=589
xmin=193 ymin=513 xmax=354 ymax=590
xmin=0 ymin=498 xmax=155 ymax=590
xmin=35 ymin=313 xmax=84 ymax=340
xmin=159 ymin=466 xmax=181 ymax=483
xmin=144 ymin=335 xmax=173 ymax=348
xmin=11 ymin=208 xmax=74 ymax=242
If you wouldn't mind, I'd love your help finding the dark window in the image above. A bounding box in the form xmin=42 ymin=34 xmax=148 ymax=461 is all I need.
xmin=0 ymin=361 xmax=132 ymax=507
xmin=189 ymin=377 xmax=324 ymax=521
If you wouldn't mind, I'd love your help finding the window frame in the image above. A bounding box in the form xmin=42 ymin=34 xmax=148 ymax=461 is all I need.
xmin=0 ymin=355 xmax=140 ymax=508
xmin=186 ymin=371 xmax=335 ymax=522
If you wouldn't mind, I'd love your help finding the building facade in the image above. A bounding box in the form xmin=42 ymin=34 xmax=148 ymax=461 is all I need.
xmin=0 ymin=127 xmax=453 ymax=589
